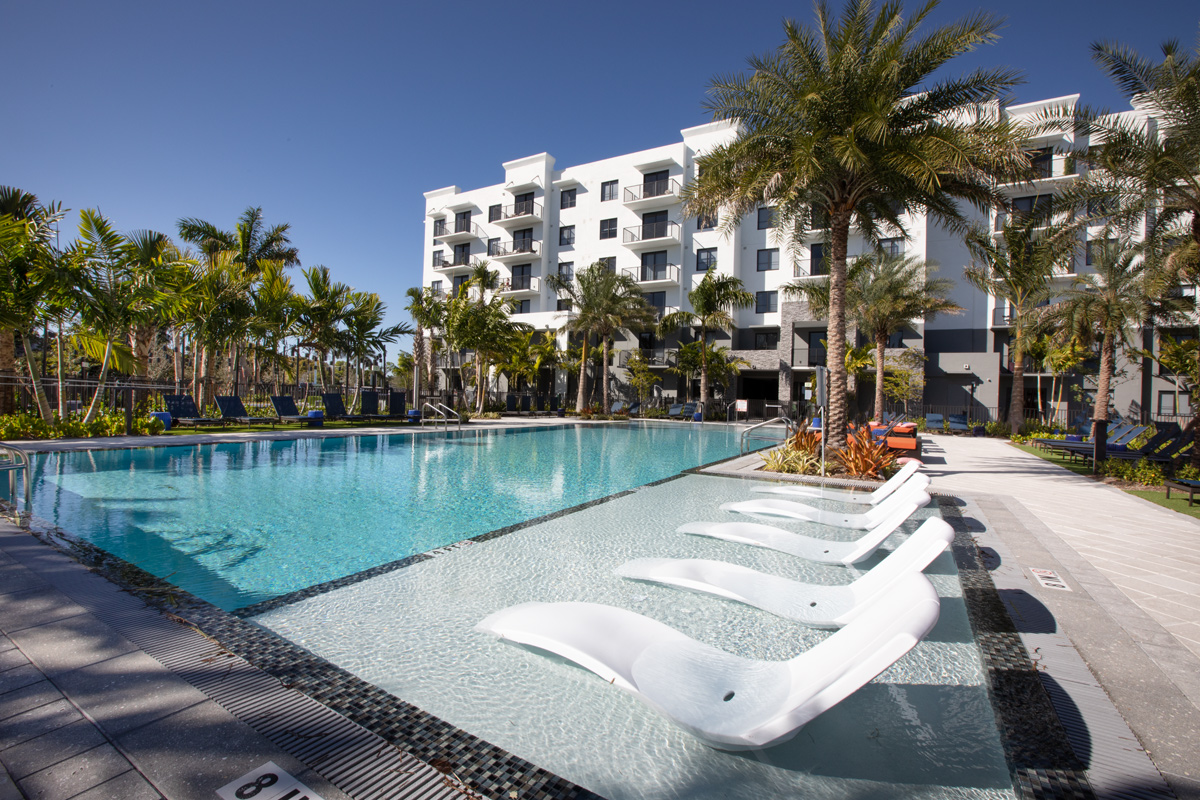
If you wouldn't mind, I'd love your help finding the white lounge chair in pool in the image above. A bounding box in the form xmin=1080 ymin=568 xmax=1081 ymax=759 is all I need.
xmin=616 ymin=517 xmax=954 ymax=628
xmin=678 ymin=500 xmax=921 ymax=565
xmin=752 ymin=461 xmax=924 ymax=506
xmin=476 ymin=572 xmax=941 ymax=751
xmin=720 ymin=479 xmax=931 ymax=530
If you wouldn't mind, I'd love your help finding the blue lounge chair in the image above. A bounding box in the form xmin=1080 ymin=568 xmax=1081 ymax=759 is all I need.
xmin=520 ymin=395 xmax=532 ymax=414
xmin=627 ymin=401 xmax=641 ymax=416
xmin=386 ymin=390 xmax=408 ymax=419
xmin=611 ymin=401 xmax=627 ymax=414
xmin=924 ymin=413 xmax=943 ymax=430
xmin=947 ymin=414 xmax=971 ymax=434
xmin=667 ymin=403 xmax=684 ymax=419
xmin=506 ymin=394 xmax=518 ymax=413
xmin=163 ymin=395 xmax=223 ymax=427
xmin=322 ymin=393 xmax=366 ymax=422
xmin=270 ymin=395 xmax=307 ymax=425
xmin=681 ymin=402 xmax=697 ymax=420
xmin=215 ymin=396 xmax=275 ymax=426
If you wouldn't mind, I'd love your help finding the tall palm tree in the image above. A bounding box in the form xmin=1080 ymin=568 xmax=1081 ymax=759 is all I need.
xmin=249 ymin=262 xmax=301 ymax=391
xmin=787 ymin=254 xmax=961 ymax=422
xmin=682 ymin=1 xmax=1028 ymax=448
xmin=123 ymin=231 xmax=190 ymax=384
xmin=405 ymin=286 xmax=444 ymax=405
xmin=547 ymin=261 xmax=655 ymax=413
xmin=444 ymin=292 xmax=530 ymax=413
xmin=965 ymin=212 xmax=1076 ymax=432
xmin=178 ymin=207 xmax=300 ymax=277
xmin=1049 ymin=241 xmax=1182 ymax=459
xmin=342 ymin=292 xmax=410 ymax=398
xmin=659 ymin=270 xmax=753 ymax=411
xmin=296 ymin=266 xmax=351 ymax=388
xmin=0 ymin=187 xmax=65 ymax=419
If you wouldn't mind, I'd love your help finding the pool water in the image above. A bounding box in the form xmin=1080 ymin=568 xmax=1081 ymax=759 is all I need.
xmin=25 ymin=423 xmax=744 ymax=610
xmin=256 ymin=474 xmax=1015 ymax=800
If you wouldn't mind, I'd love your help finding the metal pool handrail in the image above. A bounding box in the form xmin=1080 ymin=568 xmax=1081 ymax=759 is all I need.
xmin=739 ymin=416 xmax=798 ymax=454
xmin=422 ymin=402 xmax=448 ymax=430
xmin=435 ymin=403 xmax=462 ymax=427
xmin=0 ymin=443 xmax=31 ymax=512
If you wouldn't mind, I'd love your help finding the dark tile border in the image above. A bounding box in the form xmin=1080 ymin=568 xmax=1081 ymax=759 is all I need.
xmin=937 ymin=498 xmax=1096 ymax=800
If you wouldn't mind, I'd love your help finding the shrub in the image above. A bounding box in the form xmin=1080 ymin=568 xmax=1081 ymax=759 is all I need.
xmin=984 ymin=421 xmax=1009 ymax=438
xmin=761 ymin=446 xmax=824 ymax=475
xmin=787 ymin=429 xmax=823 ymax=458
xmin=0 ymin=409 xmax=164 ymax=440
xmin=1174 ymin=463 xmax=1200 ymax=481
xmin=833 ymin=428 xmax=896 ymax=479
xmin=1100 ymin=457 xmax=1164 ymax=486
xmin=643 ymin=408 xmax=667 ymax=419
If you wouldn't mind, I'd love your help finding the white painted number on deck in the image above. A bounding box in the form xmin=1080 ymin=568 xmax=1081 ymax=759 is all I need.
xmin=217 ymin=762 xmax=325 ymax=800
xmin=1029 ymin=567 xmax=1071 ymax=591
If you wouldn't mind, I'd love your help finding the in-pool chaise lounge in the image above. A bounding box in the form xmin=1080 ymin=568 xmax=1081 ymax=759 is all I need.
xmin=679 ymin=500 xmax=923 ymax=564
xmin=721 ymin=479 xmax=931 ymax=530
xmin=476 ymin=572 xmax=940 ymax=750
xmin=752 ymin=460 xmax=923 ymax=505
xmin=616 ymin=517 xmax=953 ymax=628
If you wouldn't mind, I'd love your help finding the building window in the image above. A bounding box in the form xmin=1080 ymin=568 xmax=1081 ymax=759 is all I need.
xmin=756 ymin=291 xmax=778 ymax=313
xmin=757 ymin=248 xmax=779 ymax=271
xmin=513 ymin=192 xmax=535 ymax=217
xmin=599 ymin=218 xmax=617 ymax=240
xmin=558 ymin=261 xmax=573 ymax=282
xmin=644 ymin=291 xmax=666 ymax=311
xmin=561 ymin=188 xmax=576 ymax=209
xmin=452 ymin=274 xmax=470 ymax=296
xmin=601 ymin=180 xmax=618 ymax=201
xmin=757 ymin=207 xmax=777 ymax=230
xmin=432 ymin=250 xmax=445 ymax=267
xmin=513 ymin=299 xmax=531 ymax=314
xmin=560 ymin=225 xmax=575 ymax=246
xmin=487 ymin=237 xmax=500 ymax=256
xmin=1158 ymin=391 xmax=1190 ymax=416
xmin=489 ymin=204 xmax=502 ymax=223
xmin=513 ymin=228 xmax=533 ymax=252
xmin=454 ymin=210 xmax=472 ymax=233
xmin=697 ymin=211 xmax=717 ymax=230
xmin=754 ymin=330 xmax=779 ymax=350
xmin=452 ymin=243 xmax=471 ymax=266
xmin=696 ymin=247 xmax=717 ymax=272
xmin=808 ymin=330 xmax=827 ymax=366
xmin=430 ymin=280 xmax=442 ymax=295
xmin=433 ymin=219 xmax=448 ymax=238
xmin=557 ymin=298 xmax=572 ymax=311
xmin=809 ymin=243 xmax=826 ymax=276
xmin=879 ymin=237 xmax=904 ymax=257
xmin=1086 ymin=238 xmax=1116 ymax=266
xmin=1029 ymin=147 xmax=1053 ymax=179
xmin=599 ymin=256 xmax=615 ymax=272
xmin=511 ymin=263 xmax=531 ymax=291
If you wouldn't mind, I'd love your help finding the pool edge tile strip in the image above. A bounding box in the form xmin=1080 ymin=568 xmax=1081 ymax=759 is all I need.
xmin=938 ymin=498 xmax=1098 ymax=800
xmin=13 ymin=517 xmax=600 ymax=800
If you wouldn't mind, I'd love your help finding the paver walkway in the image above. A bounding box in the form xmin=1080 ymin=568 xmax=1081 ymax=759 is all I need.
xmin=922 ymin=434 xmax=1200 ymax=658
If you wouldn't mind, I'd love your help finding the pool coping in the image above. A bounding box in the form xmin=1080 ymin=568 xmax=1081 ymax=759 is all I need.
xmin=4 ymin=457 xmax=1114 ymax=800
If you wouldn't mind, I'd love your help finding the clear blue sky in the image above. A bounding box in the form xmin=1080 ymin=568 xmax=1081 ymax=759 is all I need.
xmin=5 ymin=0 xmax=1196 ymax=350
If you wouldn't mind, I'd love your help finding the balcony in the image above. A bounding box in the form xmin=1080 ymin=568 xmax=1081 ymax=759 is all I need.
xmin=623 ymin=178 xmax=682 ymax=208
xmin=618 ymin=347 xmax=676 ymax=368
xmin=432 ymin=220 xmax=485 ymax=244
xmin=649 ymin=304 xmax=679 ymax=320
xmin=992 ymin=306 xmax=1015 ymax=327
xmin=490 ymin=240 xmax=541 ymax=262
xmin=622 ymin=263 xmax=680 ymax=288
xmin=492 ymin=200 xmax=544 ymax=227
xmin=497 ymin=276 xmax=540 ymax=297
xmin=622 ymin=220 xmax=681 ymax=250
xmin=431 ymin=254 xmax=475 ymax=273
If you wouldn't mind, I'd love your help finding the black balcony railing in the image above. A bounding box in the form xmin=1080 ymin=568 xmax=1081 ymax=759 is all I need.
xmin=499 ymin=201 xmax=543 ymax=221
xmin=434 ymin=219 xmax=482 ymax=239
xmin=433 ymin=220 xmax=448 ymax=236
xmin=992 ymin=307 xmax=1015 ymax=326
xmin=623 ymin=178 xmax=682 ymax=203
xmin=622 ymin=264 xmax=680 ymax=283
xmin=491 ymin=240 xmax=540 ymax=258
xmin=509 ymin=275 xmax=532 ymax=291
xmin=807 ymin=347 xmax=827 ymax=367
xmin=622 ymin=220 xmax=680 ymax=244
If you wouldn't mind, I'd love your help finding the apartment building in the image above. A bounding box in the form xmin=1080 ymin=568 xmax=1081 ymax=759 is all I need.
xmin=420 ymin=97 xmax=1187 ymax=422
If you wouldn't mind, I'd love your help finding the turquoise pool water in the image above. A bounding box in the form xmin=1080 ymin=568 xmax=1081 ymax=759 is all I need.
xmin=24 ymin=423 xmax=744 ymax=610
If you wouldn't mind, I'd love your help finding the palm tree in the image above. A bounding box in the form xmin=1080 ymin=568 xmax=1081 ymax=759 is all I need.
xmin=965 ymin=212 xmax=1076 ymax=432
xmin=1050 ymin=241 xmax=1182 ymax=460
xmin=405 ymin=286 xmax=444 ymax=405
xmin=123 ymin=230 xmax=190 ymax=391
xmin=342 ymin=292 xmax=410 ymax=400
xmin=682 ymin=1 xmax=1027 ymax=448
xmin=249 ymin=262 xmax=301 ymax=391
xmin=547 ymin=261 xmax=655 ymax=413
xmin=0 ymin=187 xmax=65 ymax=419
xmin=659 ymin=270 xmax=753 ymax=412
xmin=296 ymin=266 xmax=351 ymax=388
xmin=443 ymin=291 xmax=530 ymax=413
xmin=787 ymin=254 xmax=961 ymax=423
xmin=178 ymin=207 xmax=299 ymax=278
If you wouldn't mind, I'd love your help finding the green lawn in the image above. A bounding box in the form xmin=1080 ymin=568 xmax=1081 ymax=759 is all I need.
xmin=1011 ymin=443 xmax=1200 ymax=519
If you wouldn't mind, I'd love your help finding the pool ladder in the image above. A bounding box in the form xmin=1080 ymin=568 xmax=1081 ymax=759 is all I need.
xmin=422 ymin=402 xmax=462 ymax=430
xmin=739 ymin=416 xmax=799 ymax=454
xmin=0 ymin=443 xmax=31 ymax=513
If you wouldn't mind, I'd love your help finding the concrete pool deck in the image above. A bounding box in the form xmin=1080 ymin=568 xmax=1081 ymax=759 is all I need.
xmin=2 ymin=423 xmax=1199 ymax=798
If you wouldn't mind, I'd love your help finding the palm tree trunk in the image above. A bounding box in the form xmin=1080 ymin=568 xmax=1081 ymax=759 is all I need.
xmin=601 ymin=339 xmax=611 ymax=414
xmin=826 ymin=213 xmax=851 ymax=450
xmin=0 ymin=329 xmax=15 ymax=416
xmin=55 ymin=322 xmax=65 ymax=417
xmin=1009 ymin=326 xmax=1025 ymax=435
xmin=82 ymin=338 xmax=114 ymax=424
xmin=1094 ymin=331 xmax=1115 ymax=435
xmin=411 ymin=326 xmax=424 ymax=406
xmin=20 ymin=331 xmax=53 ymax=421
xmin=699 ymin=330 xmax=709 ymax=413
xmin=173 ymin=331 xmax=183 ymax=392
xmin=576 ymin=338 xmax=588 ymax=412
xmin=875 ymin=331 xmax=888 ymax=423
xmin=475 ymin=356 xmax=485 ymax=415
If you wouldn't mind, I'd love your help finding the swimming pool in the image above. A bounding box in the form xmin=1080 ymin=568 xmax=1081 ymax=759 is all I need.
xmin=23 ymin=422 xmax=744 ymax=610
